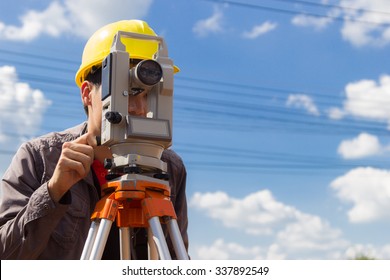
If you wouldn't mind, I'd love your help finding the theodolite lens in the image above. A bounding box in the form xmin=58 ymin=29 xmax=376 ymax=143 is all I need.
xmin=136 ymin=60 xmax=163 ymax=86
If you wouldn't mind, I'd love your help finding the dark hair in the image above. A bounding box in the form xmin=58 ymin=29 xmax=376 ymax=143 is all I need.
xmin=85 ymin=66 xmax=102 ymax=85
xmin=83 ymin=66 xmax=102 ymax=115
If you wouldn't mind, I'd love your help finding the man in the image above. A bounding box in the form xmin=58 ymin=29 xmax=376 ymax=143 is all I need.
xmin=0 ymin=20 xmax=188 ymax=259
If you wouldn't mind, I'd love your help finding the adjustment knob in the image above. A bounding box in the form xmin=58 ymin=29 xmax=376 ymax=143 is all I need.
xmin=105 ymin=111 xmax=122 ymax=124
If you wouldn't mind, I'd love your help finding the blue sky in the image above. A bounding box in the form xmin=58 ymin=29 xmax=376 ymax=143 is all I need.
xmin=1 ymin=0 xmax=390 ymax=260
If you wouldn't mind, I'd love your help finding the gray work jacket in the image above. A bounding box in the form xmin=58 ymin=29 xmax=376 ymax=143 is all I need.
xmin=0 ymin=123 xmax=188 ymax=259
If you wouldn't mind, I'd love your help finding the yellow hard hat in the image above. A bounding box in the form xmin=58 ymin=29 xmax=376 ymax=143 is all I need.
xmin=75 ymin=19 xmax=179 ymax=87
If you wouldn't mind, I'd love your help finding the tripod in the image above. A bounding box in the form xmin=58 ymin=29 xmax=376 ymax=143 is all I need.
xmin=80 ymin=158 xmax=189 ymax=260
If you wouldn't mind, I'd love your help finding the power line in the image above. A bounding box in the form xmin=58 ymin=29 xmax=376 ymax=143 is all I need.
xmin=2 ymin=57 xmax=381 ymax=116
xmin=0 ymin=48 xmax=79 ymax=66
xmin=0 ymin=150 xmax=15 ymax=155
xmin=1 ymin=140 xmax=387 ymax=172
xmin=203 ymin=0 xmax=390 ymax=26
xmin=0 ymin=5 xmax=388 ymax=176
xmin=3 ymin=47 xmax=388 ymax=108
xmin=1 ymin=87 xmax=387 ymax=137
xmin=268 ymin=0 xmax=390 ymax=16
xmin=1 ymin=70 xmax=388 ymax=137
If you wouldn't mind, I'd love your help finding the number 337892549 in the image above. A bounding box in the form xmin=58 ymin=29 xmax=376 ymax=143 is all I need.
xmin=215 ymin=266 xmax=269 ymax=276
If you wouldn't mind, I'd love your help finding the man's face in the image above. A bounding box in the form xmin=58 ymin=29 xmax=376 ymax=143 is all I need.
xmin=128 ymin=60 xmax=149 ymax=117
xmin=88 ymin=84 xmax=148 ymax=135
xmin=128 ymin=91 xmax=148 ymax=117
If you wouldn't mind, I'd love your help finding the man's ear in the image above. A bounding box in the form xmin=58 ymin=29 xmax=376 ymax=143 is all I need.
xmin=80 ymin=81 xmax=92 ymax=106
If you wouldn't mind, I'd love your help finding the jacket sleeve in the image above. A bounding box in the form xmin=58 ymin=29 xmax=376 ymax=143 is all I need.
xmin=173 ymin=158 xmax=189 ymax=252
xmin=0 ymin=142 xmax=70 ymax=259
xmin=163 ymin=150 xmax=189 ymax=258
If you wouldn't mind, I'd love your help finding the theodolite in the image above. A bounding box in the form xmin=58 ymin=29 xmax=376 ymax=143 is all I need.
xmin=80 ymin=31 xmax=188 ymax=260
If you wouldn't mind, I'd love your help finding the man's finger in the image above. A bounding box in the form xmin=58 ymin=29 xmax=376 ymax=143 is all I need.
xmin=73 ymin=133 xmax=97 ymax=147
xmin=62 ymin=147 xmax=93 ymax=167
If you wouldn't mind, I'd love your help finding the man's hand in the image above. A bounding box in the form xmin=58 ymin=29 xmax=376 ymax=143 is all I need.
xmin=48 ymin=133 xmax=96 ymax=202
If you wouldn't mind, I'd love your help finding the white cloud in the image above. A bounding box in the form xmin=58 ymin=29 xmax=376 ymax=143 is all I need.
xmin=291 ymin=0 xmax=340 ymax=30
xmin=340 ymin=0 xmax=390 ymax=47
xmin=344 ymin=75 xmax=390 ymax=120
xmin=292 ymin=0 xmax=390 ymax=47
xmin=0 ymin=66 xmax=51 ymax=175
xmin=328 ymin=75 xmax=390 ymax=123
xmin=190 ymin=190 xmax=351 ymax=259
xmin=327 ymin=107 xmax=346 ymax=120
xmin=190 ymin=190 xmax=301 ymax=236
xmin=64 ymin=0 xmax=153 ymax=38
xmin=273 ymin=214 xmax=348 ymax=258
xmin=0 ymin=2 xmax=71 ymax=41
xmin=286 ymin=94 xmax=320 ymax=116
xmin=190 ymin=189 xmax=390 ymax=259
xmin=292 ymin=14 xmax=334 ymax=30
xmin=330 ymin=167 xmax=390 ymax=223
xmin=193 ymin=7 xmax=224 ymax=37
xmin=194 ymin=238 xmax=264 ymax=260
xmin=193 ymin=237 xmax=390 ymax=260
xmin=0 ymin=0 xmax=153 ymax=41
xmin=337 ymin=133 xmax=384 ymax=159
xmin=242 ymin=21 xmax=277 ymax=39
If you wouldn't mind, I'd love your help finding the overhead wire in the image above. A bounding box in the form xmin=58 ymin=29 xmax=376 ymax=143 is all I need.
xmin=268 ymin=0 xmax=390 ymax=16
xmin=1 ymin=57 xmax=388 ymax=138
xmin=1 ymin=11 xmax=389 ymax=173
xmin=203 ymin=0 xmax=390 ymax=26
